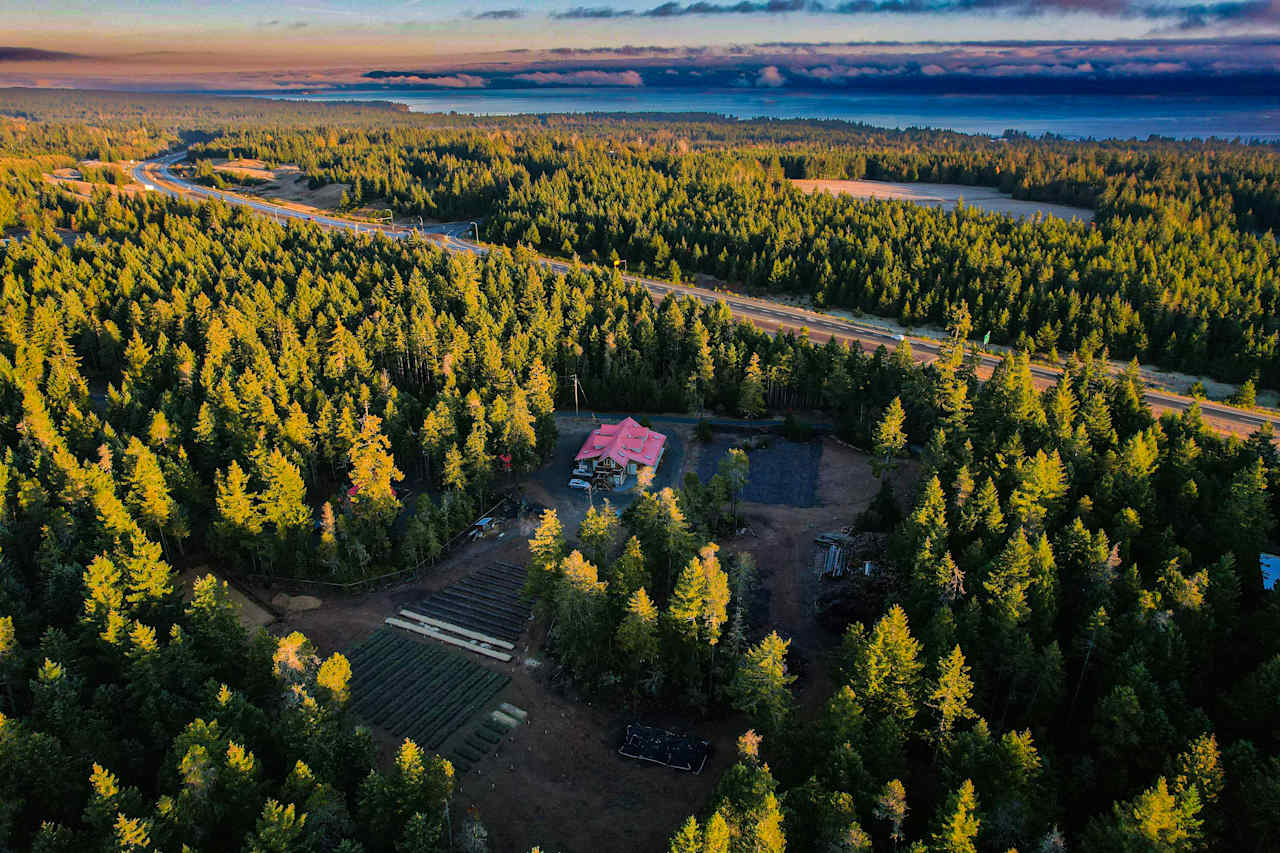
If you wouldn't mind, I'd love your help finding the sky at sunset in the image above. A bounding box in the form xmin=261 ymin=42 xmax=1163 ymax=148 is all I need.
xmin=3 ymin=0 xmax=1279 ymax=91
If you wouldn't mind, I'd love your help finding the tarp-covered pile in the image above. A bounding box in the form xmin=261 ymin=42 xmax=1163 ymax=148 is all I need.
xmin=618 ymin=723 xmax=710 ymax=773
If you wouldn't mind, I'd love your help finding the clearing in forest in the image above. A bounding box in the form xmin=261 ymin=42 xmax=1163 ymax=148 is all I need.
xmin=792 ymin=178 xmax=1094 ymax=222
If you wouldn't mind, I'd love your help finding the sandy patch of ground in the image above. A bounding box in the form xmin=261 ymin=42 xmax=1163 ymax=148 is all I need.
xmin=271 ymin=592 xmax=323 ymax=613
xmin=793 ymin=178 xmax=1094 ymax=223
xmin=205 ymin=158 xmax=436 ymax=226
xmin=176 ymin=567 xmax=276 ymax=631
xmin=207 ymin=158 xmax=350 ymax=211
xmin=43 ymin=171 xmax=145 ymax=200
xmin=215 ymin=158 xmax=279 ymax=182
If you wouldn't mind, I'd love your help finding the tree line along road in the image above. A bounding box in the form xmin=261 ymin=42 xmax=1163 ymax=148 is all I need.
xmin=132 ymin=153 xmax=1280 ymax=440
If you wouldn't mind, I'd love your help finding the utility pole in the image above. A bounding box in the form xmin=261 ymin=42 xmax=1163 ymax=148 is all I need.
xmin=568 ymin=373 xmax=586 ymax=417
xmin=470 ymin=221 xmax=480 ymax=242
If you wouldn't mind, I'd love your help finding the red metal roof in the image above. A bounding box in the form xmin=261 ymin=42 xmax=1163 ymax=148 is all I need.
xmin=574 ymin=417 xmax=667 ymax=469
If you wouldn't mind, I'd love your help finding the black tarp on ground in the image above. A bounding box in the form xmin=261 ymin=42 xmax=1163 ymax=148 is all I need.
xmin=618 ymin=723 xmax=710 ymax=773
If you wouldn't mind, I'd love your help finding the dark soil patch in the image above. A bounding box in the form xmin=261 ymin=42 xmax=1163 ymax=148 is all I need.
xmin=694 ymin=435 xmax=823 ymax=507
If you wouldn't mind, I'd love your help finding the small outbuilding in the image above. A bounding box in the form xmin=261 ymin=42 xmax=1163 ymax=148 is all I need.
xmin=574 ymin=417 xmax=666 ymax=488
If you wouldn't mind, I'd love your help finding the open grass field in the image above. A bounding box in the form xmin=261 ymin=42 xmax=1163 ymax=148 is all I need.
xmin=792 ymin=178 xmax=1094 ymax=222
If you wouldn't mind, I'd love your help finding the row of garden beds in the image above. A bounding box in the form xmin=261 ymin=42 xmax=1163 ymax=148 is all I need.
xmin=402 ymin=561 xmax=531 ymax=644
xmin=345 ymin=628 xmax=510 ymax=749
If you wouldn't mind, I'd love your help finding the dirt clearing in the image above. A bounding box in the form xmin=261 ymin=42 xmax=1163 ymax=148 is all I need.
xmin=177 ymin=567 xmax=275 ymax=631
xmin=208 ymin=158 xmax=350 ymax=212
xmin=717 ymin=437 xmax=917 ymax=720
xmin=793 ymin=178 xmax=1094 ymax=222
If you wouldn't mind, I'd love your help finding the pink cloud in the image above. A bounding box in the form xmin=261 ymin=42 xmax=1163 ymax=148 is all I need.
xmin=513 ymin=69 xmax=643 ymax=86
xmin=1108 ymin=61 xmax=1191 ymax=75
xmin=756 ymin=65 xmax=785 ymax=86
xmin=416 ymin=74 xmax=488 ymax=88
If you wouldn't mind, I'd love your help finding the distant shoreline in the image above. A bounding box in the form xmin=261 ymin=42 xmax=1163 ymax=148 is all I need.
xmin=231 ymin=88 xmax=1280 ymax=141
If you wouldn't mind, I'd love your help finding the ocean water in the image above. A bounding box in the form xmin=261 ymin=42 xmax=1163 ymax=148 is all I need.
xmin=270 ymin=87 xmax=1280 ymax=140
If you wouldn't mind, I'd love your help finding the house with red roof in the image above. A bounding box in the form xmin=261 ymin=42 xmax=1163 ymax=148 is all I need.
xmin=574 ymin=417 xmax=667 ymax=488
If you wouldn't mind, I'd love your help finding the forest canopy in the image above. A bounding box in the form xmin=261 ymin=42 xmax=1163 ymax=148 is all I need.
xmin=0 ymin=90 xmax=1278 ymax=853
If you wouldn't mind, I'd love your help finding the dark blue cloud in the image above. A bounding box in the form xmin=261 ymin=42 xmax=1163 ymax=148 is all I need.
xmin=0 ymin=47 xmax=86 ymax=61
xmin=553 ymin=0 xmax=1280 ymax=23
xmin=551 ymin=6 xmax=635 ymax=17
xmin=474 ymin=8 xmax=526 ymax=19
xmin=554 ymin=1 xmax=820 ymax=16
xmin=646 ymin=0 xmax=820 ymax=14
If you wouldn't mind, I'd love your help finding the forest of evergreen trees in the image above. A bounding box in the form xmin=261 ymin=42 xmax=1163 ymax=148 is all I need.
xmin=0 ymin=91 xmax=1278 ymax=853
xmin=662 ymin=333 xmax=1280 ymax=852
xmin=186 ymin=113 xmax=1280 ymax=388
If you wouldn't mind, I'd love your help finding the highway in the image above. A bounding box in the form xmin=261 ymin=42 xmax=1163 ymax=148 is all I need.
xmin=131 ymin=153 xmax=1280 ymax=438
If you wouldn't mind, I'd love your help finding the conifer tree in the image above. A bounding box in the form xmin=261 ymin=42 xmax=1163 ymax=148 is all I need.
xmin=215 ymin=460 xmax=262 ymax=557
xmin=739 ymin=353 xmax=766 ymax=419
xmin=442 ymin=444 xmax=467 ymax=494
xmin=718 ymin=449 xmax=750 ymax=524
xmin=931 ymin=779 xmax=980 ymax=853
xmin=707 ymin=731 xmax=787 ymax=853
xmin=552 ymin=551 xmax=607 ymax=678
xmin=243 ymin=800 xmax=308 ymax=853
xmin=617 ymin=587 xmax=660 ymax=693
xmin=0 ymin=615 xmax=15 ymax=711
xmin=874 ymin=779 xmax=909 ymax=850
xmin=317 ymin=652 xmax=352 ymax=705
xmin=525 ymin=509 xmax=566 ymax=605
xmin=347 ymin=413 xmax=404 ymax=523
xmin=856 ymin=604 xmax=924 ymax=726
xmin=124 ymin=437 xmax=181 ymax=553
xmin=1099 ymin=777 xmax=1203 ymax=853
xmin=927 ymin=645 xmax=977 ymax=748
xmin=874 ymin=397 xmax=908 ymax=475
xmin=670 ymin=816 xmax=703 ymax=853
xmin=579 ymin=500 xmax=620 ymax=568
xmin=962 ymin=476 xmax=1004 ymax=539
xmin=257 ymin=448 xmax=311 ymax=566
xmin=668 ymin=557 xmax=708 ymax=645
xmin=700 ymin=544 xmax=731 ymax=647
xmin=731 ymin=631 xmax=796 ymax=733
xmin=608 ymin=535 xmax=650 ymax=607
xmin=934 ymin=551 xmax=966 ymax=605
xmin=985 ymin=530 xmax=1034 ymax=629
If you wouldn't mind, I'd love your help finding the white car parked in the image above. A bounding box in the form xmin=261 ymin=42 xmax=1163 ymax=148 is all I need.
xmin=568 ymin=478 xmax=592 ymax=490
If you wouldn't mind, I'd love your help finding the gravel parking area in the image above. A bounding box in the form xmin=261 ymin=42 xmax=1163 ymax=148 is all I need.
xmin=693 ymin=435 xmax=824 ymax=507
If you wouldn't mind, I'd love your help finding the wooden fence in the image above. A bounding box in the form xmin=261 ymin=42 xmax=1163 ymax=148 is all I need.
xmin=237 ymin=493 xmax=515 ymax=598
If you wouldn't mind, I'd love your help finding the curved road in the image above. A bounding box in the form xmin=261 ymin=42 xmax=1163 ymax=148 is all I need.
xmin=132 ymin=153 xmax=1279 ymax=438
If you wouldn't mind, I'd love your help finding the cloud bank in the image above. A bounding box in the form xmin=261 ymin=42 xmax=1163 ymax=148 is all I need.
xmin=513 ymin=69 xmax=646 ymax=85
xmin=548 ymin=0 xmax=1280 ymax=27
xmin=361 ymin=38 xmax=1280 ymax=94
